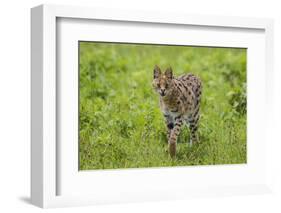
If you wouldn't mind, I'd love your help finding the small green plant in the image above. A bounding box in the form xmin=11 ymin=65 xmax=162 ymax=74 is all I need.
xmin=227 ymin=83 xmax=247 ymax=115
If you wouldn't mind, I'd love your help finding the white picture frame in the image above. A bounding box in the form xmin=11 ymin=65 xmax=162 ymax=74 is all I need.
xmin=31 ymin=4 xmax=274 ymax=208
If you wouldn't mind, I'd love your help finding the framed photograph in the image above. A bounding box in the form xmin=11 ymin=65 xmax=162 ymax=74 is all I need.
xmin=31 ymin=4 xmax=274 ymax=208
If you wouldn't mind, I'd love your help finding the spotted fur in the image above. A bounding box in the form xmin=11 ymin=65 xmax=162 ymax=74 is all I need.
xmin=152 ymin=65 xmax=202 ymax=157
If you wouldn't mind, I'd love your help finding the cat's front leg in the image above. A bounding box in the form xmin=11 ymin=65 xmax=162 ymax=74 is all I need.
xmin=164 ymin=114 xmax=174 ymax=140
xmin=168 ymin=116 xmax=183 ymax=157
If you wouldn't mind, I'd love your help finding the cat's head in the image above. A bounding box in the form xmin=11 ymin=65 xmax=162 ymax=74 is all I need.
xmin=152 ymin=65 xmax=174 ymax=97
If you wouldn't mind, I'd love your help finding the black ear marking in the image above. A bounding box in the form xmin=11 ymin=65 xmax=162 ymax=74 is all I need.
xmin=154 ymin=65 xmax=161 ymax=79
xmin=165 ymin=67 xmax=173 ymax=79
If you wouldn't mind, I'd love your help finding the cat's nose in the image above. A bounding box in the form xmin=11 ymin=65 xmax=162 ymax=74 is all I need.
xmin=160 ymin=89 xmax=165 ymax=96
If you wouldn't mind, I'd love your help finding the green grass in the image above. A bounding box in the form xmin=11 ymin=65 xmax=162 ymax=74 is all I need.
xmin=79 ymin=42 xmax=247 ymax=170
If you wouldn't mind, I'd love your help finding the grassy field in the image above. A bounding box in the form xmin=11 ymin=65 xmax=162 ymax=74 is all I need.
xmin=79 ymin=42 xmax=247 ymax=170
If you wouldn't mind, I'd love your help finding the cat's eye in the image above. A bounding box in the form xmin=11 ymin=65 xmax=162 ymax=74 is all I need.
xmin=157 ymin=83 xmax=160 ymax=87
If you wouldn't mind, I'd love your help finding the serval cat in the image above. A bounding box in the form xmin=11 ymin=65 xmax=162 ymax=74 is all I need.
xmin=152 ymin=65 xmax=202 ymax=157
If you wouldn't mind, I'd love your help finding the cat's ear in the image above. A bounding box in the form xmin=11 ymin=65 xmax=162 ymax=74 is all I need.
xmin=153 ymin=65 xmax=161 ymax=79
xmin=165 ymin=67 xmax=173 ymax=79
